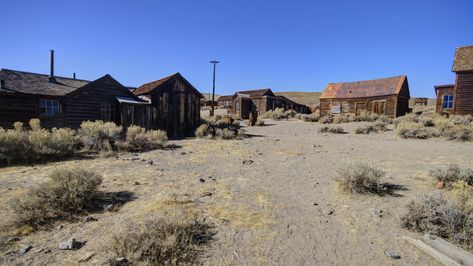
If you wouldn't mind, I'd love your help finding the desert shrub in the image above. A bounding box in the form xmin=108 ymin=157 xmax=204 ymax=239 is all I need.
xmin=28 ymin=119 xmax=78 ymax=160
xmin=396 ymin=121 xmax=440 ymax=139
xmin=452 ymin=115 xmax=473 ymax=126
xmin=393 ymin=113 xmax=419 ymax=125
xmin=443 ymin=125 xmax=473 ymax=141
xmin=11 ymin=168 xmax=103 ymax=227
xmin=376 ymin=115 xmax=393 ymax=124
xmin=109 ymin=218 xmax=213 ymax=265
xmin=0 ymin=126 xmax=32 ymax=164
xmin=451 ymin=181 xmax=473 ymax=209
xmin=285 ymin=109 xmax=296 ymax=118
xmin=197 ymin=116 xmax=244 ymax=140
xmin=430 ymin=164 xmax=473 ymax=188
xmin=336 ymin=163 xmax=385 ymax=194
xmin=255 ymin=118 xmax=265 ymax=126
xmin=354 ymin=125 xmax=378 ymax=134
xmin=319 ymin=126 xmax=345 ymax=134
xmin=401 ymin=193 xmax=473 ymax=251
xmin=301 ymin=114 xmax=319 ymax=122
xmin=332 ymin=115 xmax=346 ymax=124
xmin=319 ymin=115 xmax=333 ymax=124
xmin=122 ymin=125 xmax=167 ymax=151
xmin=295 ymin=113 xmax=302 ymax=120
xmin=355 ymin=110 xmax=379 ymax=122
xmin=79 ymin=121 xmax=123 ymax=151
xmin=195 ymin=124 xmax=209 ymax=138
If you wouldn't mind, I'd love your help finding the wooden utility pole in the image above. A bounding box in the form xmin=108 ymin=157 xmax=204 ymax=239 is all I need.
xmin=209 ymin=60 xmax=219 ymax=116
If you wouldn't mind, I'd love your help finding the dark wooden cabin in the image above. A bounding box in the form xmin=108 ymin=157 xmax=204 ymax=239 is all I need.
xmin=435 ymin=46 xmax=473 ymax=115
xmin=0 ymin=69 xmax=153 ymax=129
xmin=230 ymin=88 xmax=308 ymax=119
xmin=319 ymin=75 xmax=410 ymax=118
xmin=133 ymin=73 xmax=203 ymax=138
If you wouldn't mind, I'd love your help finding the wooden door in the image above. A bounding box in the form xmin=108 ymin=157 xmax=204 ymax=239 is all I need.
xmin=355 ymin=103 xmax=366 ymax=116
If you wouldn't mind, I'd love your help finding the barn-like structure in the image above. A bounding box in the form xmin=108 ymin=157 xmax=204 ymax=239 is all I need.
xmin=319 ymin=75 xmax=410 ymax=118
xmin=133 ymin=73 xmax=203 ymax=138
xmin=0 ymin=69 xmax=153 ymax=129
xmin=229 ymin=88 xmax=308 ymax=119
xmin=435 ymin=46 xmax=473 ymax=115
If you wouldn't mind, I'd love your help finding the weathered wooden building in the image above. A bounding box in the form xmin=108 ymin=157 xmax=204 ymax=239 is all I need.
xmin=319 ymin=75 xmax=410 ymax=118
xmin=0 ymin=68 xmax=153 ymax=129
xmin=133 ymin=73 xmax=203 ymax=138
xmin=217 ymin=95 xmax=234 ymax=108
xmin=229 ymin=88 xmax=308 ymax=119
xmin=435 ymin=46 xmax=473 ymax=115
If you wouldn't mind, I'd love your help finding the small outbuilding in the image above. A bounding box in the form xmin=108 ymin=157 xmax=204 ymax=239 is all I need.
xmin=319 ymin=75 xmax=410 ymax=117
xmin=133 ymin=73 xmax=204 ymax=138
xmin=229 ymin=88 xmax=308 ymax=119
xmin=217 ymin=95 xmax=234 ymax=108
xmin=435 ymin=46 xmax=473 ymax=115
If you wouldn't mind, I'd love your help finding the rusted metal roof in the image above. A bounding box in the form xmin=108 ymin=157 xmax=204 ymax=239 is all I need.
xmin=133 ymin=72 xmax=204 ymax=98
xmin=217 ymin=95 xmax=234 ymax=101
xmin=452 ymin=46 xmax=473 ymax=72
xmin=319 ymin=75 xmax=407 ymax=99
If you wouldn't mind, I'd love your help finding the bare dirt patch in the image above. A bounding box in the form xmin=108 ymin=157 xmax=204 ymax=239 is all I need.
xmin=1 ymin=119 xmax=472 ymax=265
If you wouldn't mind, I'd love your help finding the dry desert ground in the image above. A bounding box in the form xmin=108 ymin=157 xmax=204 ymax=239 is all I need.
xmin=1 ymin=118 xmax=473 ymax=265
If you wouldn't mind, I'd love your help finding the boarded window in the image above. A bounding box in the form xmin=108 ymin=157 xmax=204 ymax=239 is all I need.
xmin=100 ymin=103 xmax=115 ymax=121
xmin=39 ymin=99 xmax=61 ymax=116
xmin=443 ymin=95 xmax=454 ymax=109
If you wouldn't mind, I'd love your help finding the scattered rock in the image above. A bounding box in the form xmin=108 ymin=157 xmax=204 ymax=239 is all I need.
xmin=313 ymin=202 xmax=319 ymax=206
xmin=19 ymin=245 xmax=32 ymax=254
xmin=59 ymin=238 xmax=82 ymax=250
xmin=199 ymin=178 xmax=206 ymax=183
xmin=141 ymin=159 xmax=146 ymax=162
xmin=57 ymin=225 xmax=64 ymax=230
xmin=436 ymin=181 xmax=444 ymax=189
xmin=147 ymin=160 xmax=153 ymax=165
xmin=134 ymin=181 xmax=140 ymax=185
xmin=180 ymin=152 xmax=186 ymax=155
xmin=103 ymin=204 xmax=113 ymax=211
xmin=84 ymin=216 xmax=98 ymax=222
xmin=242 ymin=159 xmax=254 ymax=165
xmin=201 ymin=192 xmax=213 ymax=197
xmin=370 ymin=208 xmax=383 ymax=218
xmin=384 ymin=250 xmax=401 ymax=259
xmin=78 ymin=252 xmax=95 ymax=262
xmin=326 ymin=209 xmax=335 ymax=215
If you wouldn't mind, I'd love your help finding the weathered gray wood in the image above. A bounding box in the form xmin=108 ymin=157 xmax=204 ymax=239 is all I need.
xmin=404 ymin=236 xmax=460 ymax=266
xmin=423 ymin=234 xmax=473 ymax=266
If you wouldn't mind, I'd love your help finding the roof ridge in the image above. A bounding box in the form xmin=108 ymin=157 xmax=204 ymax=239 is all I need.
xmin=327 ymin=75 xmax=406 ymax=85
xmin=1 ymin=68 xmax=91 ymax=82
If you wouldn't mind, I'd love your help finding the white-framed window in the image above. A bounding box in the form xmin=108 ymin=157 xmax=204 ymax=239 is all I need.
xmin=39 ymin=99 xmax=61 ymax=116
xmin=443 ymin=95 xmax=454 ymax=109
xmin=100 ymin=103 xmax=115 ymax=121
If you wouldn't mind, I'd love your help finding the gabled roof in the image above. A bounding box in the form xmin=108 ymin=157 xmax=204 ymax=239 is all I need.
xmin=434 ymin=84 xmax=455 ymax=92
xmin=319 ymin=75 xmax=407 ymax=99
xmin=217 ymin=95 xmax=234 ymax=101
xmin=235 ymin=88 xmax=274 ymax=98
xmin=133 ymin=72 xmax=204 ymax=98
xmin=452 ymin=45 xmax=473 ymax=72
xmin=0 ymin=69 xmax=89 ymax=96
xmin=276 ymin=95 xmax=306 ymax=107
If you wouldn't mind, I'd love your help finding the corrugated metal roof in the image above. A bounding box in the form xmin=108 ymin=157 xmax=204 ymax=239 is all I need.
xmin=235 ymin=88 xmax=274 ymax=98
xmin=115 ymin=96 xmax=149 ymax=105
xmin=319 ymin=75 xmax=407 ymax=99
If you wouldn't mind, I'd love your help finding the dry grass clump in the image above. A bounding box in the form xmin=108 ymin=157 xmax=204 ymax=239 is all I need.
xmin=108 ymin=217 xmax=214 ymax=265
xmin=120 ymin=125 xmax=167 ymax=151
xmin=443 ymin=125 xmax=473 ymax=141
xmin=261 ymin=108 xmax=294 ymax=120
xmin=319 ymin=126 xmax=345 ymax=134
xmin=396 ymin=121 xmax=440 ymax=139
xmin=79 ymin=120 xmax=123 ymax=152
xmin=319 ymin=115 xmax=333 ymax=124
xmin=0 ymin=119 xmax=80 ymax=164
xmin=354 ymin=121 xmax=389 ymax=134
xmin=11 ymin=168 xmax=103 ymax=228
xmin=300 ymin=114 xmax=320 ymax=122
xmin=401 ymin=192 xmax=473 ymax=251
xmin=430 ymin=164 xmax=473 ymax=188
xmin=196 ymin=115 xmax=244 ymax=140
xmin=336 ymin=163 xmax=385 ymax=195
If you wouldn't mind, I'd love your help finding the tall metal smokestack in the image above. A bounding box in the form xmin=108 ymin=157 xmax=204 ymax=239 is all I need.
xmin=49 ymin=50 xmax=56 ymax=83
xmin=73 ymin=73 xmax=76 ymax=79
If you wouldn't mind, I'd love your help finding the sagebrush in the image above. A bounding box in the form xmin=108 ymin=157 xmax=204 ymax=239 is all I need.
xmin=336 ymin=163 xmax=385 ymax=195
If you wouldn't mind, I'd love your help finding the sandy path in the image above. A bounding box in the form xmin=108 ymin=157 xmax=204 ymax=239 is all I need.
xmin=1 ymin=119 xmax=472 ymax=265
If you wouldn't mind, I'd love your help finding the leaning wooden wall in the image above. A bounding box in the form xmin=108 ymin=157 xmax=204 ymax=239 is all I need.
xmin=454 ymin=72 xmax=473 ymax=115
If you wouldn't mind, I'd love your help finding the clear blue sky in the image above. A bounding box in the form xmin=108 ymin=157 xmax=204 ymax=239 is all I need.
xmin=1 ymin=0 xmax=472 ymax=97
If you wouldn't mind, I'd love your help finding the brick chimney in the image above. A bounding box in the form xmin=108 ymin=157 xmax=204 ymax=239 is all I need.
xmin=49 ymin=50 xmax=56 ymax=83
